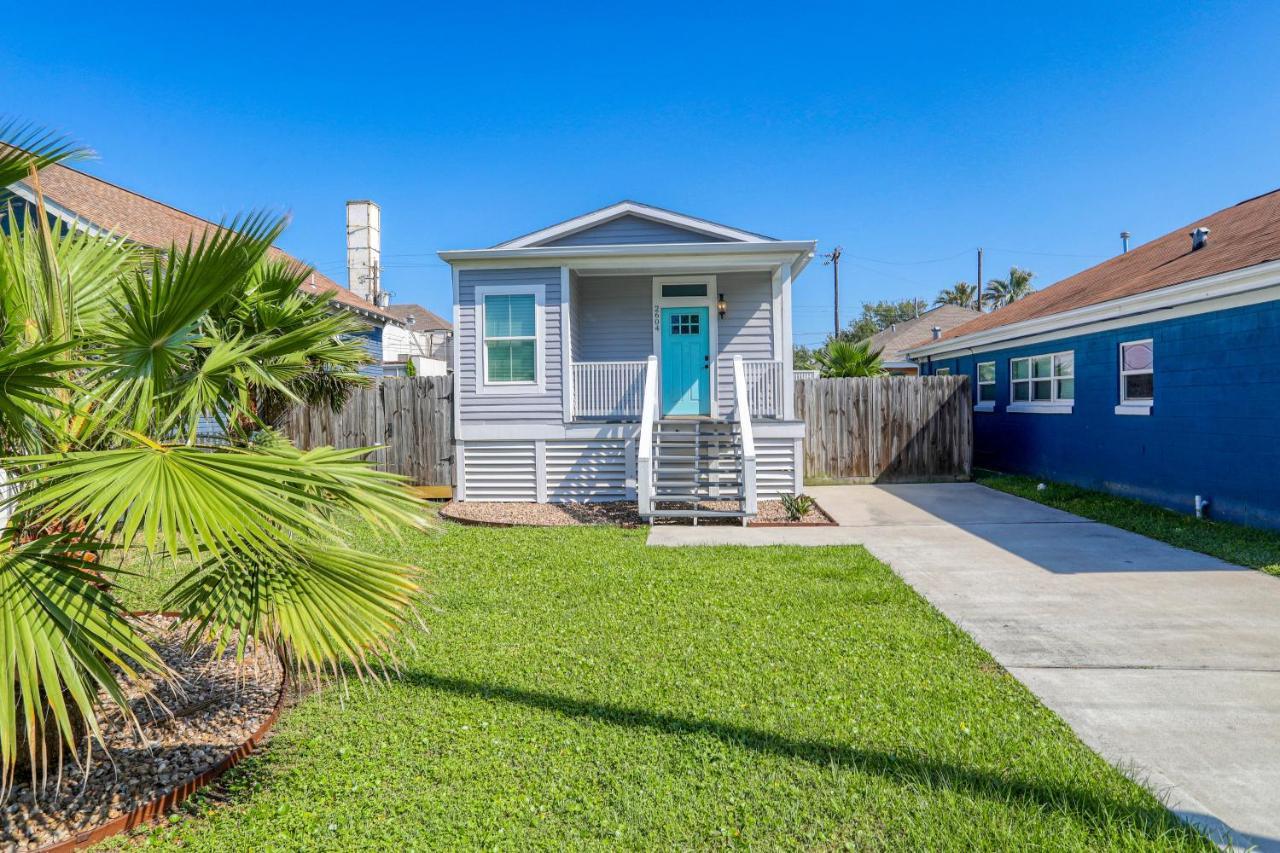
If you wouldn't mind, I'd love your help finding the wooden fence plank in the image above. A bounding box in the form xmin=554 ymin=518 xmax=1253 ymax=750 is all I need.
xmin=797 ymin=376 xmax=971 ymax=484
xmin=284 ymin=376 xmax=454 ymax=489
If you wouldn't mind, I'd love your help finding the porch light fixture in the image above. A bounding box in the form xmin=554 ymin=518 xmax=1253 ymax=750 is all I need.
xmin=717 ymin=293 xmax=727 ymax=318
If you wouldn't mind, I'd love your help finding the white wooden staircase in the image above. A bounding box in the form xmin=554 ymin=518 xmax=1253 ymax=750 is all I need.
xmin=638 ymin=356 xmax=757 ymax=525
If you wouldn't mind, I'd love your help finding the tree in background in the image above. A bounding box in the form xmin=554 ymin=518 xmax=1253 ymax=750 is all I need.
xmin=835 ymin=298 xmax=929 ymax=342
xmin=814 ymin=340 xmax=886 ymax=378
xmin=793 ymin=344 xmax=818 ymax=371
xmin=935 ymin=281 xmax=978 ymax=310
xmin=984 ymin=267 xmax=1035 ymax=309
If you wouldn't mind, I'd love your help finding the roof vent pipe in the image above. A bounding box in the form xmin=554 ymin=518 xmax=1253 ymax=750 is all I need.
xmin=1190 ymin=227 xmax=1210 ymax=251
xmin=931 ymin=326 xmax=942 ymax=340
xmin=1120 ymin=231 xmax=1131 ymax=253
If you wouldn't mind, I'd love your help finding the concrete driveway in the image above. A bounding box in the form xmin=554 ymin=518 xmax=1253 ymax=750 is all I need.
xmin=648 ymin=483 xmax=1280 ymax=850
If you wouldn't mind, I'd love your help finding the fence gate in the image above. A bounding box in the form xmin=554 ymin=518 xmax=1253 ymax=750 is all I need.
xmin=285 ymin=376 xmax=454 ymax=496
xmin=796 ymin=375 xmax=972 ymax=484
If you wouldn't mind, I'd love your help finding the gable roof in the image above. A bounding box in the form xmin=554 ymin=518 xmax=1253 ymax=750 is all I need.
xmin=494 ymin=200 xmax=776 ymax=249
xmin=380 ymin=303 xmax=451 ymax=331
xmin=934 ymin=187 xmax=1280 ymax=345
xmin=7 ymin=164 xmax=398 ymax=323
xmin=867 ymin=305 xmax=981 ymax=364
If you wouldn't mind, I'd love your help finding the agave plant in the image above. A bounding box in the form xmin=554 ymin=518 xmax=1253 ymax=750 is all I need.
xmin=814 ymin=339 xmax=886 ymax=378
xmin=0 ymin=124 xmax=424 ymax=792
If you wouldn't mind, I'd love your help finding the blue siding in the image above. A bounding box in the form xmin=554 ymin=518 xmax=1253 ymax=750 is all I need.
xmin=925 ymin=299 xmax=1280 ymax=530
xmin=541 ymin=214 xmax=730 ymax=246
xmin=350 ymin=326 xmax=385 ymax=377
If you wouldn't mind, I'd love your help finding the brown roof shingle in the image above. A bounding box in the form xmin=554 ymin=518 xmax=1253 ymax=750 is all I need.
xmin=23 ymin=164 xmax=397 ymax=322
xmin=380 ymin=303 xmax=451 ymax=331
xmin=867 ymin=305 xmax=980 ymax=360
xmin=942 ymin=187 xmax=1280 ymax=342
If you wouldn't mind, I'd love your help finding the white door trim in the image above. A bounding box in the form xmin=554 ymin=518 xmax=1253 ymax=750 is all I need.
xmin=651 ymin=275 xmax=719 ymax=416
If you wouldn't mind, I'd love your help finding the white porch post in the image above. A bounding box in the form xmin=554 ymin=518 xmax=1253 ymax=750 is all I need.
xmin=560 ymin=266 xmax=572 ymax=423
xmin=774 ymin=262 xmax=796 ymax=420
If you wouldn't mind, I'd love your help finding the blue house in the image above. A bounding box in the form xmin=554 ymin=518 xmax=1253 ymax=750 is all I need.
xmin=439 ymin=201 xmax=816 ymax=522
xmin=907 ymin=189 xmax=1280 ymax=530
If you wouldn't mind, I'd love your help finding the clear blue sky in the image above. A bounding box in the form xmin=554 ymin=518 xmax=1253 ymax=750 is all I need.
xmin=5 ymin=1 xmax=1279 ymax=346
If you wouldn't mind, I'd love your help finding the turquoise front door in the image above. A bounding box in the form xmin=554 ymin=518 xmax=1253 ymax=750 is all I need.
xmin=660 ymin=306 xmax=710 ymax=416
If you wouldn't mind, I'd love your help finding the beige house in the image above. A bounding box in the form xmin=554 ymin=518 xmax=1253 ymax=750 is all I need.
xmin=868 ymin=305 xmax=980 ymax=374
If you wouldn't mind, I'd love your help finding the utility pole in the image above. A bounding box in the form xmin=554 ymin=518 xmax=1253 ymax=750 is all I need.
xmin=823 ymin=246 xmax=843 ymax=336
xmin=976 ymin=247 xmax=984 ymax=312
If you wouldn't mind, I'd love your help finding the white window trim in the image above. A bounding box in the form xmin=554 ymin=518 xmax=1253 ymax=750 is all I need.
xmin=975 ymin=361 xmax=996 ymax=411
xmin=934 ymin=367 xmax=952 ymax=376
xmin=475 ymin=283 xmax=546 ymax=395
xmin=1009 ymin=350 xmax=1075 ymax=413
xmin=1116 ymin=338 xmax=1153 ymax=416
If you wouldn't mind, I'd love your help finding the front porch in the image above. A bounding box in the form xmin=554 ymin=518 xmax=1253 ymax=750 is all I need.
xmin=570 ymin=357 xmax=786 ymax=421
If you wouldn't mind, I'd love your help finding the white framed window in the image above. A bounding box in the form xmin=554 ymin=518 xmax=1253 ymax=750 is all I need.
xmin=1117 ymin=338 xmax=1153 ymax=415
xmin=975 ymin=361 xmax=996 ymax=410
xmin=1009 ymin=351 xmax=1074 ymax=413
xmin=935 ymin=367 xmax=952 ymax=376
xmin=476 ymin=284 xmax=545 ymax=393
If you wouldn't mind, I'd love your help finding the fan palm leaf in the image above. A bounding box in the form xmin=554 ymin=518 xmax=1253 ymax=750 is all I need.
xmin=0 ymin=533 xmax=165 ymax=791
xmin=815 ymin=340 xmax=887 ymax=378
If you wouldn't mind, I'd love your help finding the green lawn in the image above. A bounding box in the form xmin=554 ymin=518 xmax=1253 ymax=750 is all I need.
xmin=976 ymin=470 xmax=1280 ymax=577
xmin=111 ymin=521 xmax=1207 ymax=850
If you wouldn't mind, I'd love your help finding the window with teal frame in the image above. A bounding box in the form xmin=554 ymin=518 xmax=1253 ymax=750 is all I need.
xmin=484 ymin=293 xmax=537 ymax=383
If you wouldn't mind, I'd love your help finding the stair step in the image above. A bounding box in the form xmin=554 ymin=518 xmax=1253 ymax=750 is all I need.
xmin=650 ymin=509 xmax=750 ymax=518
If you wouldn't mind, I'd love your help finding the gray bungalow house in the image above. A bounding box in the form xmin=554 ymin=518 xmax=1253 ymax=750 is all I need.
xmin=440 ymin=201 xmax=815 ymax=522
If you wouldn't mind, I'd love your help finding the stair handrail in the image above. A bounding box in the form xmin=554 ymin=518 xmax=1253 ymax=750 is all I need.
xmin=731 ymin=355 xmax=758 ymax=517
xmin=636 ymin=355 xmax=659 ymax=517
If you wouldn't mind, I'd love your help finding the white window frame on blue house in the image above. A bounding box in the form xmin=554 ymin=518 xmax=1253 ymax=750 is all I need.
xmin=475 ymin=283 xmax=546 ymax=395
xmin=975 ymin=361 xmax=996 ymax=411
xmin=1008 ymin=351 xmax=1074 ymax=414
xmin=1116 ymin=338 xmax=1154 ymax=416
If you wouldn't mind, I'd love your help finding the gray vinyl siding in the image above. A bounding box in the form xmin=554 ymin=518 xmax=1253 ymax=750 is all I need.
xmin=568 ymin=271 xmax=583 ymax=362
xmin=714 ymin=271 xmax=774 ymax=416
xmin=574 ymin=275 xmax=653 ymax=361
xmin=542 ymin=214 xmax=730 ymax=247
xmin=458 ymin=267 xmax=563 ymax=425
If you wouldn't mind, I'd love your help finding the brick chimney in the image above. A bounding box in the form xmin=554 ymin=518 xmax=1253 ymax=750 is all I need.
xmin=346 ymin=200 xmax=381 ymax=303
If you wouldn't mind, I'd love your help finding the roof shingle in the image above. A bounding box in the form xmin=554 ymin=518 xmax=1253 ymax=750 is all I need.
xmin=20 ymin=164 xmax=397 ymax=322
xmin=941 ymin=188 xmax=1280 ymax=342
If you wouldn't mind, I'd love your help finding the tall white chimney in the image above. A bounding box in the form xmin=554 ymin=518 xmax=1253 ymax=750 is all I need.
xmin=346 ymin=200 xmax=381 ymax=303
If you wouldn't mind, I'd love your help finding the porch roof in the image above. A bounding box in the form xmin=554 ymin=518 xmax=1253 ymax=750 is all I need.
xmin=438 ymin=239 xmax=817 ymax=277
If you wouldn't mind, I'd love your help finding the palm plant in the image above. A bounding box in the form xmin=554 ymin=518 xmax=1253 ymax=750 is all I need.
xmin=935 ymin=281 xmax=978 ymax=309
xmin=984 ymin=267 xmax=1035 ymax=309
xmin=814 ymin=340 xmax=886 ymax=378
xmin=0 ymin=124 xmax=423 ymax=792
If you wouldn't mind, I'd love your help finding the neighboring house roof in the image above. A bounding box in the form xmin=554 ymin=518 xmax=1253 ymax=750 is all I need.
xmin=867 ymin=305 xmax=981 ymax=365
xmin=493 ymin=200 xmax=777 ymax=248
xmin=6 ymin=164 xmax=397 ymax=323
xmin=381 ymin=303 xmax=452 ymax=331
xmin=934 ymin=187 xmax=1280 ymax=345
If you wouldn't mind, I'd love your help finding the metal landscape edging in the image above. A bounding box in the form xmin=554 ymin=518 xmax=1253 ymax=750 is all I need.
xmin=37 ymin=613 xmax=290 ymax=852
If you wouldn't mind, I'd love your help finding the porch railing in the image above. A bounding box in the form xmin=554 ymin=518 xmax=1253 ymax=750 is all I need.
xmin=572 ymin=360 xmax=647 ymax=419
xmin=636 ymin=356 xmax=659 ymax=517
xmin=731 ymin=355 xmax=758 ymax=519
xmin=725 ymin=358 xmax=786 ymax=419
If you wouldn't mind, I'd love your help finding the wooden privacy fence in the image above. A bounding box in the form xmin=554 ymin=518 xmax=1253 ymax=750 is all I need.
xmin=284 ymin=376 xmax=454 ymax=492
xmin=796 ymin=376 xmax=972 ymax=484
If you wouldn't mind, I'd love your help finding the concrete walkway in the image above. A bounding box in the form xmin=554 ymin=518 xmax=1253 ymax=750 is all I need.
xmin=648 ymin=484 xmax=1280 ymax=850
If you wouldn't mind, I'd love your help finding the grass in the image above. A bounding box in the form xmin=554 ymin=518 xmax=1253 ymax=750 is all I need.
xmin=107 ymin=521 xmax=1209 ymax=850
xmin=976 ymin=469 xmax=1280 ymax=577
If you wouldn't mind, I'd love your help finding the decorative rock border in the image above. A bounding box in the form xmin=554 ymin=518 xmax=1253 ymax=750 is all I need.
xmin=439 ymin=499 xmax=837 ymax=528
xmin=35 ymin=616 xmax=290 ymax=853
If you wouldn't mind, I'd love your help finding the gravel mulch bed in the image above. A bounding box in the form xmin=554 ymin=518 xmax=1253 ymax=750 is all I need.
xmin=440 ymin=498 xmax=834 ymax=527
xmin=1 ymin=615 xmax=283 ymax=852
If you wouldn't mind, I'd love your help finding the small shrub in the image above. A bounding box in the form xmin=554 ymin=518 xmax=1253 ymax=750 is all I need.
xmin=780 ymin=493 xmax=814 ymax=521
